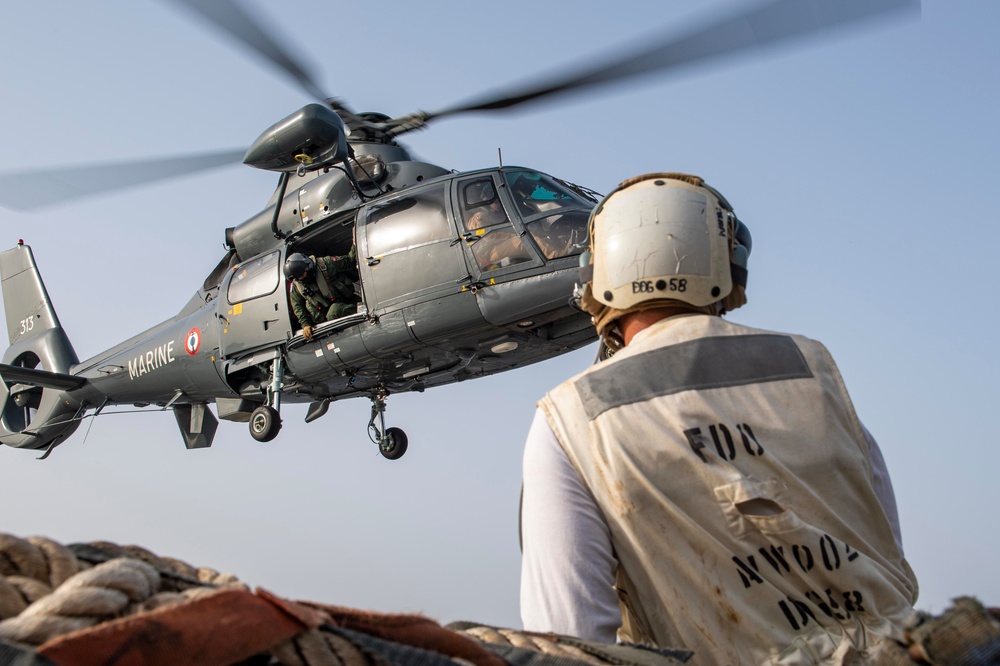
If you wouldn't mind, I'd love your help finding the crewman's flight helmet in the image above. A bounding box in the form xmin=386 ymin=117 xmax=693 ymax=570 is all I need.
xmin=283 ymin=252 xmax=316 ymax=281
xmin=577 ymin=173 xmax=752 ymax=349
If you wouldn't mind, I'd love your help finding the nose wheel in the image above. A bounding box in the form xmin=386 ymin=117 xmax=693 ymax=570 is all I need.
xmin=368 ymin=389 xmax=408 ymax=460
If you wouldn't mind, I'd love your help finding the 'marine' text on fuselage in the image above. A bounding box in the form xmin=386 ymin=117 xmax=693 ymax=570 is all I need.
xmin=128 ymin=341 xmax=175 ymax=380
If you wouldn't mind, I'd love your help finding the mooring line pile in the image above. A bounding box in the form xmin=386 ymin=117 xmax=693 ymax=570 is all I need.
xmin=0 ymin=532 xmax=688 ymax=666
xmin=0 ymin=534 xmax=244 ymax=647
xmin=1 ymin=533 xmax=998 ymax=665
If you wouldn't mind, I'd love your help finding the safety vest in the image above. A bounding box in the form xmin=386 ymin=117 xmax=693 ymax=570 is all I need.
xmin=539 ymin=315 xmax=918 ymax=665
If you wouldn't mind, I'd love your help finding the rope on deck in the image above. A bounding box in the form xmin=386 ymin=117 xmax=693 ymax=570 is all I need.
xmin=2 ymin=532 xmax=998 ymax=666
xmin=0 ymin=533 xmax=489 ymax=666
xmin=0 ymin=533 xmax=246 ymax=648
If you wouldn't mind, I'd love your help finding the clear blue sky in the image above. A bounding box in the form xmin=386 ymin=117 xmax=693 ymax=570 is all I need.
xmin=0 ymin=1 xmax=996 ymax=628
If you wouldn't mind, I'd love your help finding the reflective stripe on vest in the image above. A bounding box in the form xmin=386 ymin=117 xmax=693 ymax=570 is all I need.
xmin=574 ymin=334 xmax=813 ymax=420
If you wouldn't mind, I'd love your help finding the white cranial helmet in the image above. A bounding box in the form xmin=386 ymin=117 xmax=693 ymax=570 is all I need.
xmin=578 ymin=173 xmax=751 ymax=346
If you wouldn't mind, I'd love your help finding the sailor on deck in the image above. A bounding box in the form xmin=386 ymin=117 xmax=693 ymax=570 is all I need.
xmin=519 ymin=173 xmax=918 ymax=664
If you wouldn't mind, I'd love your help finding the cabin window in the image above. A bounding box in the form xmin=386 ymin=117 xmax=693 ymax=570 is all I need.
xmin=366 ymin=184 xmax=450 ymax=256
xmin=227 ymin=251 xmax=281 ymax=304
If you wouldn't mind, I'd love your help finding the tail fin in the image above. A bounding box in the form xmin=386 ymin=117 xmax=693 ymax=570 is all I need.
xmin=0 ymin=243 xmax=83 ymax=450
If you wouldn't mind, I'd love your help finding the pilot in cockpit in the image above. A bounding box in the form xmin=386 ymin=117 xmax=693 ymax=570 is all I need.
xmin=466 ymin=198 xmax=508 ymax=230
xmin=465 ymin=198 xmax=532 ymax=270
xmin=509 ymin=175 xmax=541 ymax=216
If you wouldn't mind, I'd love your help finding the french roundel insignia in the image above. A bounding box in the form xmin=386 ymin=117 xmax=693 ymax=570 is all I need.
xmin=185 ymin=328 xmax=201 ymax=356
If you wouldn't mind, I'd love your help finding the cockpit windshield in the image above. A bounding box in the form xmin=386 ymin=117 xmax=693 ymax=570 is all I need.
xmin=503 ymin=170 xmax=594 ymax=261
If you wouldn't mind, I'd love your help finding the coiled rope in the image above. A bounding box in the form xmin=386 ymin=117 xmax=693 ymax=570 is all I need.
xmin=0 ymin=533 xmax=506 ymax=666
xmin=2 ymin=533 xmax=997 ymax=666
xmin=0 ymin=533 xmax=243 ymax=647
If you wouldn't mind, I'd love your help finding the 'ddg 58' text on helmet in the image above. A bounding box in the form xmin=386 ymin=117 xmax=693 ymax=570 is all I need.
xmin=577 ymin=173 xmax=751 ymax=346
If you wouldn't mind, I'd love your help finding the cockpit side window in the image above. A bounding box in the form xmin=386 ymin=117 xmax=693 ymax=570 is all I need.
xmin=460 ymin=178 xmax=509 ymax=232
xmin=458 ymin=176 xmax=534 ymax=271
xmin=464 ymin=178 xmax=497 ymax=208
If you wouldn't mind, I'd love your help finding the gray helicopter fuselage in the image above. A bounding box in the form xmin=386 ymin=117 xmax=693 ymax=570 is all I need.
xmin=227 ymin=165 xmax=596 ymax=404
xmin=18 ymin=165 xmax=596 ymax=448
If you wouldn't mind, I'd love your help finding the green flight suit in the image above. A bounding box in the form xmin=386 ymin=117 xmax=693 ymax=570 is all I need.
xmin=289 ymin=250 xmax=359 ymax=328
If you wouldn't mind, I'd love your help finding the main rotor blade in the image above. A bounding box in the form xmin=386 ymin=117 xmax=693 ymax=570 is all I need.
xmin=166 ymin=0 xmax=327 ymax=102
xmin=0 ymin=149 xmax=245 ymax=212
xmin=421 ymin=0 xmax=919 ymax=124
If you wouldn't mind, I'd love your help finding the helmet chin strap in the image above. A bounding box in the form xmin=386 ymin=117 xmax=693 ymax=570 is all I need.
xmin=721 ymin=283 xmax=747 ymax=313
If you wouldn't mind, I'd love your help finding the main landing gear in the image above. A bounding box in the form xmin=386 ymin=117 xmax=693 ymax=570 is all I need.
xmin=368 ymin=388 xmax=408 ymax=460
xmin=249 ymin=404 xmax=281 ymax=442
xmin=244 ymin=359 xmax=407 ymax=459
xmin=249 ymin=356 xmax=284 ymax=442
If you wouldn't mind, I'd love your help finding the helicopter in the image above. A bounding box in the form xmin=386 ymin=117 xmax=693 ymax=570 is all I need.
xmin=0 ymin=0 xmax=918 ymax=460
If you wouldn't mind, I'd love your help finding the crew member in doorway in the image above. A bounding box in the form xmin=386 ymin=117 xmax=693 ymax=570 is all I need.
xmin=519 ymin=173 xmax=918 ymax=664
xmin=284 ymin=248 xmax=359 ymax=340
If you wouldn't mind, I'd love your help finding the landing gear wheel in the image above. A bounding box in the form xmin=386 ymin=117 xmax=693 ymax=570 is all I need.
xmin=379 ymin=427 xmax=408 ymax=460
xmin=249 ymin=405 xmax=282 ymax=442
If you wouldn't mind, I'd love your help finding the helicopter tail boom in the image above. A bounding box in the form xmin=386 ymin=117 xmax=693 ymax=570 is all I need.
xmin=0 ymin=243 xmax=85 ymax=450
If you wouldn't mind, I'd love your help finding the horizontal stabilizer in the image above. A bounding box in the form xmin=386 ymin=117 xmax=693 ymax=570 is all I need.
xmin=0 ymin=363 xmax=86 ymax=391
